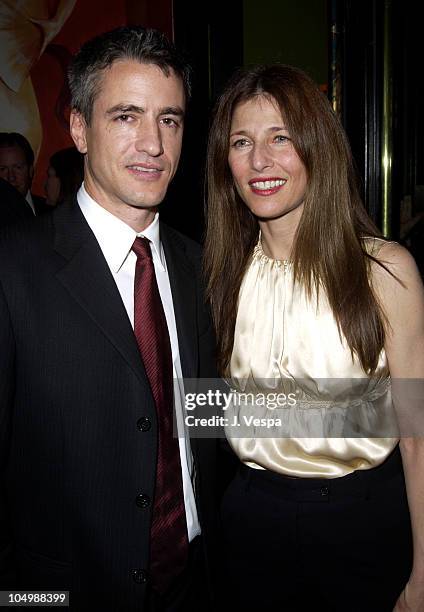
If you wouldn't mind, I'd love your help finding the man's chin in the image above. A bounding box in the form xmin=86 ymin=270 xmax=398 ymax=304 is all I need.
xmin=12 ymin=186 xmax=27 ymax=197
xmin=126 ymin=200 xmax=161 ymax=211
xmin=122 ymin=188 xmax=168 ymax=210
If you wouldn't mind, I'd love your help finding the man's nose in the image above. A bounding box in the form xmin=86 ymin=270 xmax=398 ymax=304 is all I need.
xmin=134 ymin=121 xmax=164 ymax=157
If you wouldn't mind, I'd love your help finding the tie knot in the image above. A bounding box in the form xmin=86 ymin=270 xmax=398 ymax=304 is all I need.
xmin=132 ymin=237 xmax=152 ymax=261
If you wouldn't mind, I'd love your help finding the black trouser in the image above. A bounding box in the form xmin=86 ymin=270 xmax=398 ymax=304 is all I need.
xmin=219 ymin=446 xmax=412 ymax=612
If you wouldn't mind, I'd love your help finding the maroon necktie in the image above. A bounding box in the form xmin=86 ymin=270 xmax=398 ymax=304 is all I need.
xmin=132 ymin=237 xmax=188 ymax=593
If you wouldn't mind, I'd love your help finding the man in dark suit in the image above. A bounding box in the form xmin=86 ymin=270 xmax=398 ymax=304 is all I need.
xmin=0 ymin=27 xmax=217 ymax=611
xmin=0 ymin=177 xmax=33 ymax=228
xmin=0 ymin=132 xmax=49 ymax=215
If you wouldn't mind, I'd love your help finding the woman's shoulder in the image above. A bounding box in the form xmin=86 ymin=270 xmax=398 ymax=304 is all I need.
xmin=367 ymin=239 xmax=424 ymax=320
xmin=362 ymin=236 xmax=399 ymax=258
xmin=365 ymin=238 xmax=419 ymax=281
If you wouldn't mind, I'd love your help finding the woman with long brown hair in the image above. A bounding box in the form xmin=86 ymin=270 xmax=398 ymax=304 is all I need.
xmin=205 ymin=65 xmax=424 ymax=611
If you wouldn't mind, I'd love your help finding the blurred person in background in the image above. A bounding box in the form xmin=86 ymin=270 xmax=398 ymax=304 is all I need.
xmin=45 ymin=146 xmax=84 ymax=207
xmin=0 ymin=132 xmax=48 ymax=215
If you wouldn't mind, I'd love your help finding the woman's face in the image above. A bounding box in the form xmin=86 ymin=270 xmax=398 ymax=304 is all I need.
xmin=45 ymin=166 xmax=61 ymax=206
xmin=228 ymin=95 xmax=307 ymax=223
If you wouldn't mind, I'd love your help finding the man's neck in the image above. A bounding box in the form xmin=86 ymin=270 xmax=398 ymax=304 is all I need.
xmin=83 ymin=183 xmax=157 ymax=233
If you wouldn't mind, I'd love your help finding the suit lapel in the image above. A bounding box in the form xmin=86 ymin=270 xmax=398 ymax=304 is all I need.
xmin=160 ymin=223 xmax=198 ymax=379
xmin=52 ymin=200 xmax=147 ymax=386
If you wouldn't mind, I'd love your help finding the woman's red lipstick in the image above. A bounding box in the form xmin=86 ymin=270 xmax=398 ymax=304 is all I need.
xmin=248 ymin=177 xmax=287 ymax=196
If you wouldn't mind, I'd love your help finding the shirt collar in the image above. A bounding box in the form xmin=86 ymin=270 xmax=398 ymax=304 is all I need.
xmin=25 ymin=190 xmax=36 ymax=215
xmin=77 ymin=182 xmax=165 ymax=273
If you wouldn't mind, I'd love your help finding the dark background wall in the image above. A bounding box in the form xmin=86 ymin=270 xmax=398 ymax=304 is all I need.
xmin=243 ymin=0 xmax=328 ymax=86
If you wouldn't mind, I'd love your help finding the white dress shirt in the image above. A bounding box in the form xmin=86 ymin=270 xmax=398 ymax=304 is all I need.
xmin=77 ymin=183 xmax=200 ymax=541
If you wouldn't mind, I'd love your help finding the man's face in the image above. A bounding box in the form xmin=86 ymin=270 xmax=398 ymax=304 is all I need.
xmin=0 ymin=145 xmax=33 ymax=196
xmin=70 ymin=60 xmax=185 ymax=220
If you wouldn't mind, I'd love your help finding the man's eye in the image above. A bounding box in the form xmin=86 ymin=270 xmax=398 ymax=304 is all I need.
xmin=116 ymin=114 xmax=132 ymax=123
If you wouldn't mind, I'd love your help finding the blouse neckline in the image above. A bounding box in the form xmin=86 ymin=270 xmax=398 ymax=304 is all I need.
xmin=253 ymin=238 xmax=292 ymax=268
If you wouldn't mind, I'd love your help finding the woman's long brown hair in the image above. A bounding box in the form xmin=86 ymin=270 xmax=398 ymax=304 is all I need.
xmin=204 ymin=65 xmax=385 ymax=375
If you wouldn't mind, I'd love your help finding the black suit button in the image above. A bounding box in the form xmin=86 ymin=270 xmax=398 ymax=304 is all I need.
xmin=137 ymin=417 xmax=151 ymax=432
xmin=136 ymin=493 xmax=150 ymax=508
xmin=131 ymin=569 xmax=148 ymax=584
xmin=320 ymin=486 xmax=329 ymax=496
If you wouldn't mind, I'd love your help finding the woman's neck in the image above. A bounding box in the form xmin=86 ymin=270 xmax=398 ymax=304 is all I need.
xmin=258 ymin=206 xmax=303 ymax=260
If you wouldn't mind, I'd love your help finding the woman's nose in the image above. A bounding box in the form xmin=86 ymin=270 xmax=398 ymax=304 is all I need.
xmin=251 ymin=142 xmax=273 ymax=172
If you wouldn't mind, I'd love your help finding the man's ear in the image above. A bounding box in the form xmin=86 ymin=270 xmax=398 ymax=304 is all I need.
xmin=70 ymin=110 xmax=88 ymax=154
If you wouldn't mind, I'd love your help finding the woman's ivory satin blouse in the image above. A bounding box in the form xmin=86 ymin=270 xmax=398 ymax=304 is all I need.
xmin=226 ymin=238 xmax=398 ymax=478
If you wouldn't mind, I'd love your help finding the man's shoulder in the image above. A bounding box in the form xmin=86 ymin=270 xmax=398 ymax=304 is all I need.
xmin=160 ymin=222 xmax=202 ymax=259
xmin=0 ymin=178 xmax=33 ymax=228
xmin=0 ymin=213 xmax=53 ymax=264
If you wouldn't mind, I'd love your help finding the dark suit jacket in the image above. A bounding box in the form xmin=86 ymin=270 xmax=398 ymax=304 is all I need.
xmin=0 ymin=178 xmax=34 ymax=229
xmin=0 ymin=200 xmax=217 ymax=610
xmin=32 ymin=193 xmax=51 ymax=216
